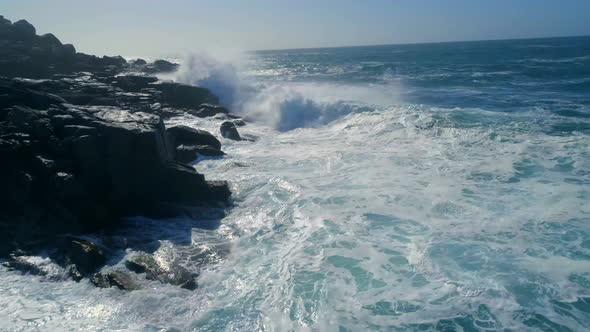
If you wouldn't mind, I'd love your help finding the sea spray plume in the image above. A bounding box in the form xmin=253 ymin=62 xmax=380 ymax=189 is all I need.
xmin=174 ymin=52 xmax=244 ymax=107
xmin=173 ymin=52 xmax=402 ymax=131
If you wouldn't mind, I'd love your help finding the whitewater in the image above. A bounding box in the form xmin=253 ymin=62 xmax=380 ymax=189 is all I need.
xmin=2 ymin=37 xmax=590 ymax=331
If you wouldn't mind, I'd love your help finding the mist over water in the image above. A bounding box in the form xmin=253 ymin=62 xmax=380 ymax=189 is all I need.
xmin=2 ymin=37 xmax=590 ymax=331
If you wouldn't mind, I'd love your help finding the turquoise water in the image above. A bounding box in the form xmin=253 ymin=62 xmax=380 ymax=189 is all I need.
xmin=1 ymin=37 xmax=589 ymax=331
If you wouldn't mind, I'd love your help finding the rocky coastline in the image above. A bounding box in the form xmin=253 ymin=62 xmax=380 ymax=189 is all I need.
xmin=0 ymin=16 xmax=243 ymax=290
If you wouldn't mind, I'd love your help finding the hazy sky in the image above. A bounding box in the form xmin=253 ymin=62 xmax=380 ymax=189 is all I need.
xmin=2 ymin=0 xmax=589 ymax=57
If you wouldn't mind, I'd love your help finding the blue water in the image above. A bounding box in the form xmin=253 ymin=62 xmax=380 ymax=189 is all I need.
xmin=2 ymin=37 xmax=590 ymax=331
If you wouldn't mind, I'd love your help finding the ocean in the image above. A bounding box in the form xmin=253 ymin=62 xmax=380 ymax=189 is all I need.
xmin=2 ymin=36 xmax=590 ymax=331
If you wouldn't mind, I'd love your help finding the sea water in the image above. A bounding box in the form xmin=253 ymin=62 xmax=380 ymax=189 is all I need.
xmin=1 ymin=37 xmax=590 ymax=331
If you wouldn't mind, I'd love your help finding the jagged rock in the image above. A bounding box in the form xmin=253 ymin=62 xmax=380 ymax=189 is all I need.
xmin=38 ymin=33 xmax=62 ymax=50
xmin=154 ymin=82 xmax=218 ymax=109
xmin=125 ymin=252 xmax=197 ymax=290
xmin=0 ymin=19 xmax=128 ymax=78
xmin=101 ymin=55 xmax=127 ymax=67
xmin=62 ymin=125 xmax=97 ymax=137
xmin=191 ymin=145 xmax=224 ymax=157
xmin=62 ymin=43 xmax=76 ymax=55
xmin=174 ymin=144 xmax=225 ymax=163
xmin=143 ymin=59 xmax=178 ymax=73
xmin=91 ymin=269 xmax=141 ymax=290
xmin=220 ymin=121 xmax=241 ymax=141
xmin=49 ymin=114 xmax=76 ymax=129
xmin=0 ymin=80 xmax=66 ymax=109
xmin=13 ymin=20 xmax=36 ymax=37
xmin=233 ymin=119 xmax=246 ymax=127
xmin=0 ymin=15 xmax=11 ymax=25
xmin=68 ymin=264 xmax=84 ymax=281
xmin=0 ymin=17 xmax=234 ymax=279
xmin=32 ymin=155 xmax=57 ymax=175
xmin=132 ymin=58 xmax=147 ymax=66
xmin=188 ymin=104 xmax=229 ymax=118
xmin=59 ymin=237 xmax=106 ymax=276
xmin=175 ymin=144 xmax=199 ymax=164
xmin=2 ymin=255 xmax=46 ymax=276
xmin=113 ymin=75 xmax=157 ymax=92
xmin=167 ymin=125 xmax=221 ymax=150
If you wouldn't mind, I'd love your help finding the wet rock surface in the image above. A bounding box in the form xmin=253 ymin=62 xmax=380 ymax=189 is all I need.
xmin=126 ymin=252 xmax=197 ymax=290
xmin=0 ymin=16 xmax=247 ymax=290
xmin=220 ymin=121 xmax=242 ymax=141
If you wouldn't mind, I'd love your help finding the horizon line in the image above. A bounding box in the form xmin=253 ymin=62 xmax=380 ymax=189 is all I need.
xmin=251 ymin=34 xmax=590 ymax=53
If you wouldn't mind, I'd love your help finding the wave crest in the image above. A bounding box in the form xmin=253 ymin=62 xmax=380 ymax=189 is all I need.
xmin=174 ymin=53 xmax=401 ymax=131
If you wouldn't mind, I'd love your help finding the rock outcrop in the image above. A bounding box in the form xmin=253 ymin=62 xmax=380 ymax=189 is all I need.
xmin=220 ymin=121 xmax=242 ymax=141
xmin=0 ymin=16 xmax=246 ymax=290
xmin=0 ymin=77 xmax=231 ymax=255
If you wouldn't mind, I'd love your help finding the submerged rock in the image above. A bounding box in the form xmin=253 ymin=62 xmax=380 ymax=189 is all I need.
xmin=220 ymin=121 xmax=241 ymax=141
xmin=188 ymin=104 xmax=230 ymax=118
xmin=91 ymin=269 xmax=141 ymax=291
xmin=125 ymin=252 xmax=197 ymax=290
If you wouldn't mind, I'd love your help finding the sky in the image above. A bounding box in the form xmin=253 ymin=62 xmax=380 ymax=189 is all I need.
xmin=1 ymin=0 xmax=590 ymax=57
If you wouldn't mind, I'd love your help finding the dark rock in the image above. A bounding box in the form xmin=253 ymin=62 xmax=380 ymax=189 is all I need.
xmin=62 ymin=125 xmax=97 ymax=137
xmin=62 ymin=43 xmax=76 ymax=55
xmin=32 ymin=155 xmax=57 ymax=175
xmin=68 ymin=264 xmax=84 ymax=281
xmin=0 ymin=81 xmax=66 ymax=109
xmin=188 ymin=104 xmax=229 ymax=118
xmin=154 ymin=82 xmax=218 ymax=109
xmin=188 ymin=145 xmax=225 ymax=157
xmin=168 ymin=143 xmax=227 ymax=168
xmin=158 ymin=161 xmax=227 ymax=203
xmin=125 ymin=252 xmax=197 ymax=290
xmin=13 ymin=19 xmax=36 ymax=37
xmin=220 ymin=121 xmax=241 ymax=141
xmin=206 ymin=181 xmax=232 ymax=203
xmin=38 ymin=33 xmax=62 ymax=50
xmin=60 ymin=238 xmax=106 ymax=275
xmin=50 ymin=114 xmax=76 ymax=128
xmin=143 ymin=59 xmax=178 ymax=73
xmin=0 ymin=17 xmax=234 ymax=281
xmin=31 ymin=117 xmax=54 ymax=138
xmin=175 ymin=144 xmax=199 ymax=164
xmin=157 ymin=107 xmax=185 ymax=119
xmin=132 ymin=58 xmax=147 ymax=65
xmin=0 ymin=15 xmax=11 ymax=25
xmin=101 ymin=55 xmax=127 ymax=67
xmin=125 ymin=252 xmax=160 ymax=275
xmin=167 ymin=125 xmax=221 ymax=150
xmin=2 ymin=255 xmax=46 ymax=276
xmin=107 ymin=270 xmax=141 ymax=290
xmin=91 ymin=270 xmax=141 ymax=290
xmin=89 ymin=271 xmax=110 ymax=288
xmin=3 ymin=171 xmax=33 ymax=210
xmin=233 ymin=119 xmax=246 ymax=127
xmin=113 ymin=75 xmax=158 ymax=92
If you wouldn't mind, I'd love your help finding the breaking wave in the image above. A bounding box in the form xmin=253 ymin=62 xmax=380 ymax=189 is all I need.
xmin=174 ymin=53 xmax=402 ymax=131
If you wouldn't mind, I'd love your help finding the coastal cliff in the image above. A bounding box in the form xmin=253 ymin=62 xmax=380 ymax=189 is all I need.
xmin=0 ymin=15 xmax=242 ymax=290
